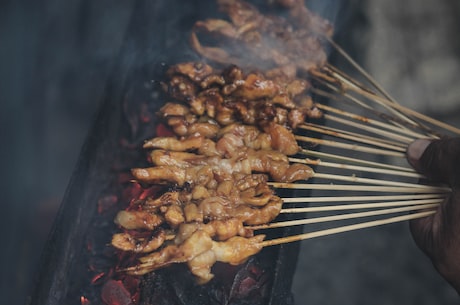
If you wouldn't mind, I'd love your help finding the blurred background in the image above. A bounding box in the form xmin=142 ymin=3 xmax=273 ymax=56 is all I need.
xmin=1 ymin=0 xmax=459 ymax=304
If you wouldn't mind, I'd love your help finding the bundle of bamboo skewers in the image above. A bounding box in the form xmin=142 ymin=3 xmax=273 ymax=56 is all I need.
xmin=259 ymin=39 xmax=458 ymax=247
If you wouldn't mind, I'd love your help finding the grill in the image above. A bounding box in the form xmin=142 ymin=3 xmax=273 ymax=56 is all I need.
xmin=28 ymin=1 xmax=318 ymax=304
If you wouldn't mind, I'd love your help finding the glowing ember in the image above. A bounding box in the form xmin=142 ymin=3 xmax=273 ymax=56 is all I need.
xmin=80 ymin=296 xmax=91 ymax=305
xmin=91 ymin=272 xmax=106 ymax=285
xmin=98 ymin=195 xmax=118 ymax=214
xmin=101 ymin=280 xmax=135 ymax=305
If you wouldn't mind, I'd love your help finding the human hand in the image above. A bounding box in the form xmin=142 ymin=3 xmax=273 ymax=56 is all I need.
xmin=407 ymin=138 xmax=460 ymax=293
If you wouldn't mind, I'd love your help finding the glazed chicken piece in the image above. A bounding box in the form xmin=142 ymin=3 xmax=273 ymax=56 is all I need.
xmin=188 ymin=234 xmax=265 ymax=284
xmin=111 ymin=230 xmax=167 ymax=253
xmin=149 ymin=150 xmax=205 ymax=168
xmin=127 ymin=230 xmax=265 ymax=284
xmin=265 ymin=123 xmax=299 ymax=155
xmin=232 ymin=73 xmax=280 ymax=100
xmin=133 ymin=230 xmax=214 ymax=274
xmin=114 ymin=210 xmax=164 ymax=231
xmin=174 ymin=218 xmax=253 ymax=244
xmin=165 ymin=118 xmax=221 ymax=138
xmin=198 ymin=195 xmax=283 ymax=225
xmin=144 ymin=121 xmax=301 ymax=158
xmin=144 ymin=135 xmax=204 ymax=151
xmin=166 ymin=62 xmax=214 ymax=83
xmin=132 ymin=149 xmax=312 ymax=185
xmin=158 ymin=102 xmax=190 ymax=117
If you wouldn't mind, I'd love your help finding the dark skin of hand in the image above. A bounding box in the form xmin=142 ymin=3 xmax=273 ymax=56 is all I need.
xmin=407 ymin=138 xmax=460 ymax=293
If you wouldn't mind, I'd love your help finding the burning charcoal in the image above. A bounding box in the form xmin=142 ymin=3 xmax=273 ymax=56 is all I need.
xmin=101 ymin=280 xmax=135 ymax=305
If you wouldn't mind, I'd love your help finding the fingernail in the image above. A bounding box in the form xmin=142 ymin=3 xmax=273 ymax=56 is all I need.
xmin=407 ymin=139 xmax=431 ymax=169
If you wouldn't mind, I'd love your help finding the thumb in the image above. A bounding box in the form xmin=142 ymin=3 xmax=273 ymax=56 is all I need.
xmin=405 ymin=139 xmax=437 ymax=257
xmin=406 ymin=137 xmax=460 ymax=262
xmin=407 ymin=138 xmax=460 ymax=186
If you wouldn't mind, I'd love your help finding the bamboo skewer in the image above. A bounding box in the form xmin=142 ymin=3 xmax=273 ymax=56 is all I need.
xmin=302 ymin=122 xmax=408 ymax=148
xmin=324 ymin=62 xmax=382 ymax=100
xmin=298 ymin=123 xmax=408 ymax=151
xmin=281 ymin=194 xmax=446 ymax=203
xmin=325 ymin=38 xmax=397 ymax=104
xmin=260 ymin=210 xmax=436 ymax=247
xmin=290 ymin=158 xmax=424 ymax=179
xmin=322 ymin=114 xmax=415 ymax=144
xmin=324 ymin=65 xmax=434 ymax=133
xmin=280 ymin=198 xmax=444 ymax=213
xmin=312 ymin=173 xmax=431 ymax=188
xmin=311 ymin=78 xmax=436 ymax=138
xmin=251 ymin=204 xmax=438 ymax=230
xmin=300 ymin=150 xmax=417 ymax=172
xmin=270 ymin=182 xmax=451 ymax=193
xmin=295 ymin=136 xmax=406 ymax=157
xmin=314 ymin=76 xmax=427 ymax=136
xmin=313 ymin=69 xmax=418 ymax=130
xmin=314 ymin=102 xmax=430 ymax=140
xmin=324 ymin=66 xmax=422 ymax=128
xmin=326 ymin=69 xmax=460 ymax=136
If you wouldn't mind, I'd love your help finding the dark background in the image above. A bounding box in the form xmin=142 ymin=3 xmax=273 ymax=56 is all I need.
xmin=2 ymin=1 xmax=460 ymax=304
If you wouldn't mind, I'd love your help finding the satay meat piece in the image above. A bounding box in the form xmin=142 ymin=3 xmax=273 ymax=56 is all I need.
xmin=114 ymin=210 xmax=164 ymax=231
xmin=134 ymin=230 xmax=213 ymax=273
xmin=111 ymin=230 xmax=166 ymax=253
xmin=198 ymin=195 xmax=283 ymax=225
xmin=174 ymin=218 xmax=252 ymax=244
xmin=145 ymin=122 xmax=300 ymax=158
xmin=128 ymin=230 xmax=265 ymax=284
xmin=232 ymin=73 xmax=280 ymax=100
xmin=166 ymin=62 xmax=214 ymax=83
xmin=158 ymin=102 xmax=190 ymax=117
xmin=134 ymin=151 xmax=312 ymax=185
xmin=265 ymin=123 xmax=300 ymax=155
xmin=188 ymin=234 xmax=265 ymax=284
xmin=168 ymin=75 xmax=197 ymax=102
xmin=144 ymin=135 xmax=204 ymax=151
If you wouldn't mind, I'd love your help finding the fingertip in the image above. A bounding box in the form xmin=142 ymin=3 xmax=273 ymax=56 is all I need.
xmin=407 ymin=139 xmax=432 ymax=171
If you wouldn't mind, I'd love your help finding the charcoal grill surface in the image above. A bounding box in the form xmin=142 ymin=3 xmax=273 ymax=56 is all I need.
xmin=30 ymin=1 xmax=304 ymax=304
